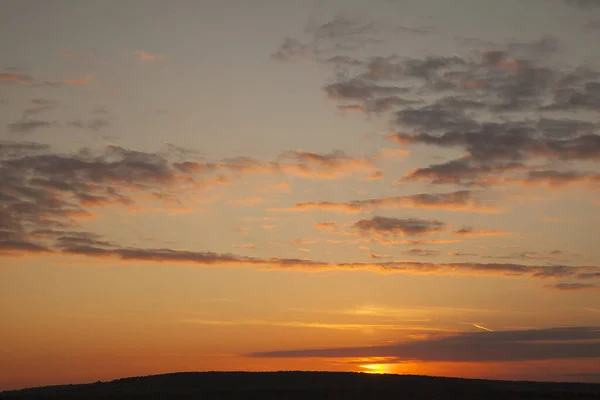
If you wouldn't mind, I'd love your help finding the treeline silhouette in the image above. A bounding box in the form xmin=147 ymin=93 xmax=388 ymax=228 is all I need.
xmin=2 ymin=371 xmax=600 ymax=399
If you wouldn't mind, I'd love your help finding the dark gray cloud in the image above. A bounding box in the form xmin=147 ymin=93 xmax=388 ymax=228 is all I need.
xmin=249 ymin=326 xmax=600 ymax=362
xmin=273 ymin=27 xmax=600 ymax=187
xmin=393 ymin=122 xmax=600 ymax=162
xmin=403 ymin=157 xmax=525 ymax=186
xmin=353 ymin=216 xmax=446 ymax=236
xmin=325 ymin=79 xmax=408 ymax=101
xmin=0 ymin=143 xmax=187 ymax=253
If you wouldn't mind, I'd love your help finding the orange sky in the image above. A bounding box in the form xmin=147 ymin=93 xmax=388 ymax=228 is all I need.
xmin=1 ymin=0 xmax=600 ymax=390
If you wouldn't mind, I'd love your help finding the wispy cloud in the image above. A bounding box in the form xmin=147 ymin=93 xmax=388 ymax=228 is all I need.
xmin=453 ymin=227 xmax=509 ymax=237
xmin=63 ymin=74 xmax=93 ymax=86
xmin=271 ymin=190 xmax=498 ymax=214
xmin=133 ymin=50 xmax=166 ymax=61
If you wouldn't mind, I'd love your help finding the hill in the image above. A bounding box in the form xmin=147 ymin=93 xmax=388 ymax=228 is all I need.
xmin=2 ymin=371 xmax=600 ymax=399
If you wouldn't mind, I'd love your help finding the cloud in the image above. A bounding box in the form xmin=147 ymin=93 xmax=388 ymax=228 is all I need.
xmin=453 ymin=227 xmax=508 ymax=237
xmin=46 ymin=244 xmax=600 ymax=282
xmin=0 ymin=72 xmax=34 ymax=85
xmin=68 ymin=118 xmax=110 ymax=130
xmin=175 ymin=150 xmax=377 ymax=180
xmin=0 ymin=143 xmax=206 ymax=254
xmin=184 ymin=318 xmax=416 ymax=331
xmin=276 ymin=26 xmax=600 ymax=189
xmin=133 ymin=50 xmax=166 ymax=61
xmin=228 ymin=197 xmax=266 ymax=207
xmin=272 ymin=190 xmax=498 ymax=213
xmin=586 ymin=20 xmax=600 ymax=30
xmin=314 ymin=221 xmax=340 ymax=232
xmin=3 ymin=212 xmax=599 ymax=288
xmin=401 ymin=248 xmax=441 ymax=257
xmin=545 ymin=283 xmax=599 ymax=291
xmin=402 ymin=157 xmax=525 ymax=186
xmin=7 ymin=119 xmax=59 ymax=134
xmin=248 ymin=326 xmax=600 ymax=362
xmin=63 ymin=74 xmax=92 ymax=86
xmin=563 ymin=0 xmax=600 ymax=9
xmin=22 ymin=98 xmax=59 ymax=117
xmin=487 ymin=251 xmax=568 ymax=262
xmin=353 ymin=216 xmax=446 ymax=237
xmin=506 ymin=170 xmax=600 ymax=189
xmin=369 ymin=253 xmax=391 ymax=259
xmin=1 ymin=71 xmax=92 ymax=87
xmin=277 ymin=150 xmax=376 ymax=179
xmin=271 ymin=38 xmax=316 ymax=62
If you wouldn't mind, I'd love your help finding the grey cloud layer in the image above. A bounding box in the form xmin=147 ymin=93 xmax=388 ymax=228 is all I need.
xmin=249 ymin=326 xmax=600 ymax=362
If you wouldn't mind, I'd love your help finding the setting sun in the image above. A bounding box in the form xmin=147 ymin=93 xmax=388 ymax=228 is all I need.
xmin=360 ymin=364 xmax=391 ymax=374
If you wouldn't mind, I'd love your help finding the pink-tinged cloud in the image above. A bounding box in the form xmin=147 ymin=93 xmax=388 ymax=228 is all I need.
xmin=313 ymin=221 xmax=340 ymax=232
xmin=0 ymin=72 xmax=35 ymax=85
xmin=133 ymin=50 xmax=166 ymax=61
xmin=506 ymin=170 xmax=600 ymax=189
xmin=63 ymin=74 xmax=92 ymax=86
xmin=276 ymin=150 xmax=377 ymax=179
xmin=174 ymin=150 xmax=375 ymax=181
xmin=379 ymin=148 xmax=410 ymax=158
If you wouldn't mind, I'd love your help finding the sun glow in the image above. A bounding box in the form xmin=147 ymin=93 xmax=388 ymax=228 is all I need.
xmin=360 ymin=363 xmax=390 ymax=374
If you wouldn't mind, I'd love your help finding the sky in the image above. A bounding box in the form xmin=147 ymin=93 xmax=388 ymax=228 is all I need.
xmin=1 ymin=0 xmax=600 ymax=390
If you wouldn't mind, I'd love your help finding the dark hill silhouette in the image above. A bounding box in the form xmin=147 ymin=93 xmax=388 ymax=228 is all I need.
xmin=2 ymin=371 xmax=600 ymax=399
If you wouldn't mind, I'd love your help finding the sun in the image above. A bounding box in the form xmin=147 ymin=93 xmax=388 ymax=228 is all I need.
xmin=360 ymin=363 xmax=389 ymax=374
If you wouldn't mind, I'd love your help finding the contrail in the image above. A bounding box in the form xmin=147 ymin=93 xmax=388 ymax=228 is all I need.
xmin=472 ymin=323 xmax=494 ymax=332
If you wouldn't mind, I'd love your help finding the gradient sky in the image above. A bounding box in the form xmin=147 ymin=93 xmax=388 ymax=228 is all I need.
xmin=2 ymin=0 xmax=600 ymax=390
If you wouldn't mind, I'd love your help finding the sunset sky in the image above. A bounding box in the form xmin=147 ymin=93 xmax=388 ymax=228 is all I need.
xmin=2 ymin=0 xmax=600 ymax=390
